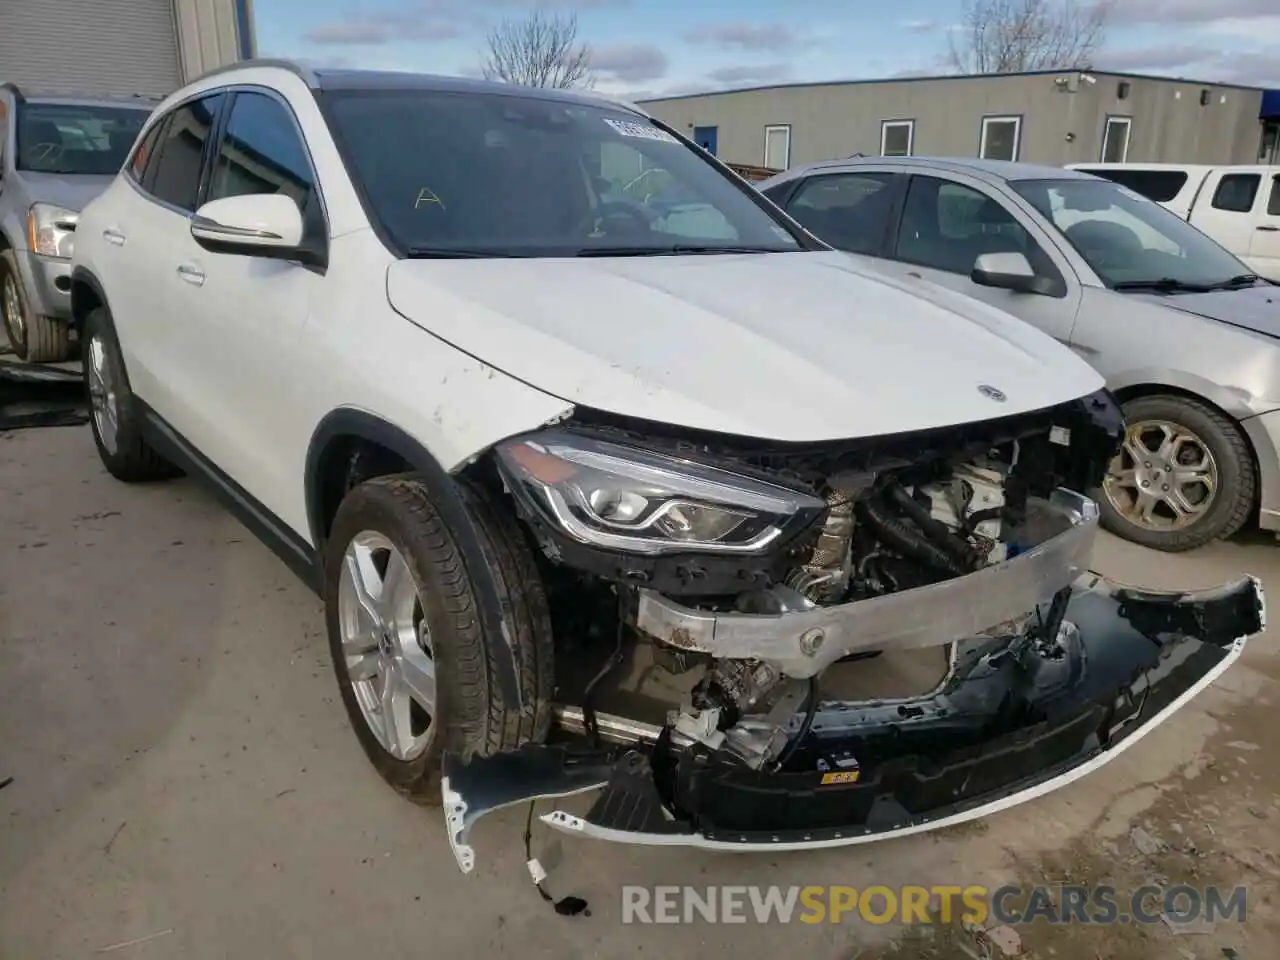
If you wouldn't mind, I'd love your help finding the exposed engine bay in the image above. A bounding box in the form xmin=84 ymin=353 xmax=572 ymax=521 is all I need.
xmin=439 ymin=388 xmax=1265 ymax=873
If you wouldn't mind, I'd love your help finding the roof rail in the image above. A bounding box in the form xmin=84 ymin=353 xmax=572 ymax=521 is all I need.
xmin=188 ymin=57 xmax=319 ymax=89
xmin=0 ymin=81 xmax=24 ymax=101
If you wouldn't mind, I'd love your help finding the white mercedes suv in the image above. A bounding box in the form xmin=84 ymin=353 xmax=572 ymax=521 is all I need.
xmin=70 ymin=61 xmax=1262 ymax=874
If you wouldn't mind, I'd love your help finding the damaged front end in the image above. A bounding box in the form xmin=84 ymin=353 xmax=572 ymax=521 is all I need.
xmin=441 ymin=389 xmax=1266 ymax=871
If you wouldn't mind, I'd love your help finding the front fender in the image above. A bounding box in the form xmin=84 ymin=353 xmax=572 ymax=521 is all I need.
xmin=304 ymin=408 xmax=526 ymax=708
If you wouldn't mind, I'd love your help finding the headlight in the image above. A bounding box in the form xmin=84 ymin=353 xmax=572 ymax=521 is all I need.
xmin=495 ymin=429 xmax=824 ymax=555
xmin=28 ymin=203 xmax=79 ymax=259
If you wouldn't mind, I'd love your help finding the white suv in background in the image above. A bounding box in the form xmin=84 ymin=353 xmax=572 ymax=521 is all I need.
xmin=69 ymin=61 xmax=1262 ymax=872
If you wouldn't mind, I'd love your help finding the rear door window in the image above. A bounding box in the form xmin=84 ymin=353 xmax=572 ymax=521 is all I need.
xmin=785 ymin=172 xmax=899 ymax=255
xmin=141 ymin=92 xmax=225 ymax=212
xmin=1211 ymin=174 xmax=1261 ymax=213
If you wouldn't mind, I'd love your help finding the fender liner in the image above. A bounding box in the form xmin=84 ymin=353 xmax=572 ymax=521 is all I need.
xmin=70 ymin=266 xmax=112 ymax=327
xmin=304 ymin=408 xmax=523 ymax=708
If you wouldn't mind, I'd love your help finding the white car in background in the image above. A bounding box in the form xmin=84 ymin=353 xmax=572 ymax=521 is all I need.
xmin=69 ymin=61 xmax=1263 ymax=874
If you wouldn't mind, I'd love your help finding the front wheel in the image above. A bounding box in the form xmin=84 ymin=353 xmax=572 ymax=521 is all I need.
xmin=1098 ymin=394 xmax=1255 ymax=552
xmin=323 ymin=475 xmax=554 ymax=804
xmin=1 ymin=251 xmax=71 ymax=362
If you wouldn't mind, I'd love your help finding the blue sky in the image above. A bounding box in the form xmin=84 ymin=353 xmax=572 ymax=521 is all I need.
xmin=252 ymin=0 xmax=1280 ymax=98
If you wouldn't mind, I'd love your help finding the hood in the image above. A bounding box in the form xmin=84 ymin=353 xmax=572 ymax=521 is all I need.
xmin=385 ymin=250 xmax=1105 ymax=442
xmin=14 ymin=171 xmax=116 ymax=212
xmin=1131 ymin=283 xmax=1280 ymax=339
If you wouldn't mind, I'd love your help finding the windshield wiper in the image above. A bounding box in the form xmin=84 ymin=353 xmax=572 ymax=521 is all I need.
xmin=574 ymin=244 xmax=786 ymax=257
xmin=404 ymin=247 xmax=506 ymax=259
xmin=1206 ymin=273 xmax=1262 ymax=290
xmin=1112 ymin=277 xmax=1214 ymax=293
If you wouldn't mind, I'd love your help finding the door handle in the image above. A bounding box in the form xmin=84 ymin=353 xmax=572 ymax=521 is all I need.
xmin=102 ymin=228 xmax=126 ymax=246
xmin=176 ymin=263 xmax=206 ymax=287
xmin=1257 ymin=225 xmax=1279 ymax=232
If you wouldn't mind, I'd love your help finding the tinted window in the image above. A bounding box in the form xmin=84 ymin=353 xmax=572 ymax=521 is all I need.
xmin=1211 ymin=174 xmax=1260 ymax=213
xmin=144 ymin=93 xmax=224 ymax=212
xmin=786 ymin=172 xmax=897 ymax=255
xmin=1269 ymin=176 xmax=1280 ymax=217
xmin=14 ymin=101 xmax=150 ymax=175
xmin=208 ymin=91 xmax=314 ymax=209
xmin=321 ymin=89 xmax=803 ymax=257
xmin=1014 ymin=178 xmax=1249 ymax=287
xmin=1082 ymin=168 xmax=1187 ymax=203
xmin=896 ymin=176 xmax=1052 ymax=277
xmin=128 ymin=120 xmax=165 ymax=182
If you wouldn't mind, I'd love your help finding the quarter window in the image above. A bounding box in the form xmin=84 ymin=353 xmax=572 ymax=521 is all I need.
xmin=880 ymin=120 xmax=914 ymax=157
xmin=143 ymin=93 xmax=224 ymax=212
xmin=207 ymin=91 xmax=314 ymax=210
xmin=1100 ymin=117 xmax=1131 ymax=163
xmin=1211 ymin=174 xmax=1260 ymax=213
xmin=128 ymin=119 xmax=165 ymax=182
xmin=786 ymin=172 xmax=898 ymax=255
xmin=979 ymin=116 xmax=1021 ymax=162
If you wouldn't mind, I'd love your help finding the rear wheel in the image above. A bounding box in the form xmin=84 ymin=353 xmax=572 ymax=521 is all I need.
xmin=323 ymin=475 xmax=553 ymax=803
xmin=82 ymin=307 xmax=180 ymax=482
xmin=1 ymin=251 xmax=71 ymax=362
xmin=1099 ymin=394 xmax=1254 ymax=552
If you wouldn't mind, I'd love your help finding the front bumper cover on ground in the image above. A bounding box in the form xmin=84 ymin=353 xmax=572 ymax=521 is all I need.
xmin=442 ymin=573 xmax=1264 ymax=872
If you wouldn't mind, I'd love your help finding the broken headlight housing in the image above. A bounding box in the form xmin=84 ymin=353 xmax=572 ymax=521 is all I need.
xmin=494 ymin=429 xmax=824 ymax=555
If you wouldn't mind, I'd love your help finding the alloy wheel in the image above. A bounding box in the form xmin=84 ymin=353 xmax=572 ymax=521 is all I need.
xmin=1102 ymin=418 xmax=1219 ymax=531
xmin=86 ymin=333 xmax=120 ymax=454
xmin=338 ymin=531 xmax=436 ymax=761
xmin=2 ymin=274 xmax=25 ymax=348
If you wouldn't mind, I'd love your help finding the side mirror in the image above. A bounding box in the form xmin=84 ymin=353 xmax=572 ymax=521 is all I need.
xmin=971 ymin=251 xmax=1057 ymax=295
xmin=191 ymin=194 xmax=312 ymax=262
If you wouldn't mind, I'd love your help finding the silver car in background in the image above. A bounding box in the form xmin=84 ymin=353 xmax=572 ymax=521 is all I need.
xmin=760 ymin=157 xmax=1280 ymax=552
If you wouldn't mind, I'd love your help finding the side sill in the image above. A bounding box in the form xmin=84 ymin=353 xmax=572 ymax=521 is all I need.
xmin=136 ymin=400 xmax=323 ymax=594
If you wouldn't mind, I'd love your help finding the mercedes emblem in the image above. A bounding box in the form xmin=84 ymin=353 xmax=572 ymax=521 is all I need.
xmin=977 ymin=384 xmax=1007 ymax=402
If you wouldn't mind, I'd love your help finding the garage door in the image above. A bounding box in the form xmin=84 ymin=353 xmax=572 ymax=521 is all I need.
xmin=0 ymin=0 xmax=182 ymax=98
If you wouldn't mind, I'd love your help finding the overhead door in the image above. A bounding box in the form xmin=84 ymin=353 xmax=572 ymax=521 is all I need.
xmin=0 ymin=0 xmax=182 ymax=98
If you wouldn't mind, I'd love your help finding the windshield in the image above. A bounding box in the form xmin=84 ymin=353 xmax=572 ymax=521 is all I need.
xmin=1012 ymin=178 xmax=1252 ymax=289
xmin=320 ymin=89 xmax=806 ymax=257
xmin=15 ymin=101 xmax=151 ymax=176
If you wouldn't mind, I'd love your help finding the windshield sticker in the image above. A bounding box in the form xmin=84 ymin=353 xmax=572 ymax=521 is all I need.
xmin=603 ymin=118 xmax=679 ymax=143
xmin=415 ymin=186 xmax=445 ymax=210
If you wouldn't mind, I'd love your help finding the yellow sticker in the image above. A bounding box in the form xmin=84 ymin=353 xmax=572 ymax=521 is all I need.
xmin=820 ymin=771 xmax=860 ymax=785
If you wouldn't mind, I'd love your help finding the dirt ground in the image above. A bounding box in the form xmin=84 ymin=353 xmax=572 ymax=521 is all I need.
xmin=2 ymin=424 xmax=1279 ymax=959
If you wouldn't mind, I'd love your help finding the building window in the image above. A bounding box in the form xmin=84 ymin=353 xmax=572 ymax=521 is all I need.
xmin=1100 ymin=116 xmax=1131 ymax=163
xmin=979 ymin=115 xmax=1021 ymax=162
xmin=1212 ymin=174 xmax=1261 ymax=213
xmin=764 ymin=124 xmax=791 ymax=170
xmin=880 ymin=119 xmax=914 ymax=157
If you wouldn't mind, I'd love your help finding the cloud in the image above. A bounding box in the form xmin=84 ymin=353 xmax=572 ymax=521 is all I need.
xmin=704 ymin=63 xmax=793 ymax=85
xmin=591 ymin=43 xmax=669 ymax=83
xmin=899 ymin=19 xmax=943 ymax=34
xmin=303 ymin=5 xmax=467 ymax=46
xmin=1097 ymin=44 xmax=1280 ymax=86
xmin=1103 ymin=0 xmax=1277 ymax=25
xmin=683 ymin=22 xmax=812 ymax=53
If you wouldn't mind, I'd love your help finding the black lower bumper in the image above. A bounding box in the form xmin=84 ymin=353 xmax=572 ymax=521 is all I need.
xmin=442 ymin=573 xmax=1264 ymax=871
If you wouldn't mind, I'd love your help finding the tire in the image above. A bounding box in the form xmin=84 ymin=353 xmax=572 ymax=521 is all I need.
xmin=81 ymin=307 xmax=181 ymax=482
xmin=1 ymin=250 xmax=71 ymax=362
xmin=323 ymin=474 xmax=554 ymax=805
xmin=1097 ymin=393 xmax=1255 ymax=552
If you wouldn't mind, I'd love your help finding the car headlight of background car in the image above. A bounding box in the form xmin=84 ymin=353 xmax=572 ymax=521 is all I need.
xmin=28 ymin=203 xmax=79 ymax=259
xmin=495 ymin=430 xmax=825 ymax=555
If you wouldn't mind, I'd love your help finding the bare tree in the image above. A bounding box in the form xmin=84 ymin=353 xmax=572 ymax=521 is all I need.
xmin=947 ymin=0 xmax=1112 ymax=74
xmin=481 ymin=10 xmax=594 ymax=89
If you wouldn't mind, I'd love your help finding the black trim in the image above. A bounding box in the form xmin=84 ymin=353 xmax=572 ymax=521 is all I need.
xmin=135 ymin=398 xmax=323 ymax=594
xmin=69 ymin=265 xmax=110 ymax=329
xmin=304 ymin=408 xmax=523 ymax=707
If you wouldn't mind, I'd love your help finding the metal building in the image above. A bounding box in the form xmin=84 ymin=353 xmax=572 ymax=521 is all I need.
xmin=640 ymin=70 xmax=1280 ymax=172
xmin=0 ymin=0 xmax=255 ymax=98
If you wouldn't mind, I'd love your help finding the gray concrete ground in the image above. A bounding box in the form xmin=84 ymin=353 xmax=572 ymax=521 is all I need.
xmin=3 ymin=424 xmax=1280 ymax=959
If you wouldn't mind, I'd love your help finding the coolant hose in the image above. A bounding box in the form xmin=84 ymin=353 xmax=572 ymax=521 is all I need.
xmin=886 ymin=484 xmax=979 ymax=566
xmin=857 ymin=496 xmax=970 ymax=576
